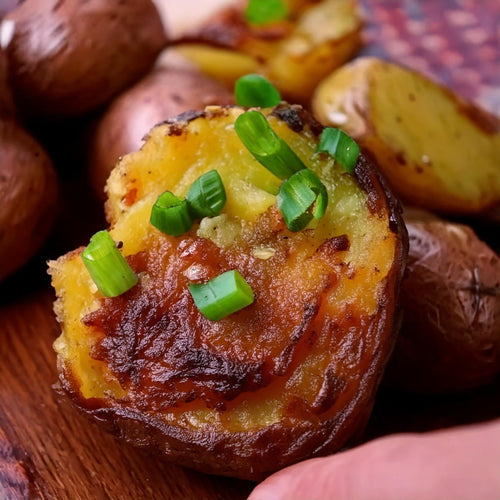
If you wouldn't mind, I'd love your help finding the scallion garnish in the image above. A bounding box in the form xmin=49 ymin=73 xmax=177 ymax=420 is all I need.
xmin=235 ymin=110 xmax=306 ymax=179
xmin=234 ymin=74 xmax=281 ymax=108
xmin=245 ymin=0 xmax=289 ymax=25
xmin=186 ymin=170 xmax=226 ymax=219
xmin=316 ymin=127 xmax=359 ymax=173
xmin=81 ymin=231 xmax=138 ymax=297
xmin=150 ymin=191 xmax=193 ymax=236
xmin=277 ymin=169 xmax=328 ymax=232
xmin=188 ymin=270 xmax=254 ymax=321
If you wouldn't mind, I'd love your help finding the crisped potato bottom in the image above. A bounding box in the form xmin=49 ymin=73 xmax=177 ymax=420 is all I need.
xmin=50 ymin=105 xmax=405 ymax=479
xmin=312 ymin=57 xmax=500 ymax=214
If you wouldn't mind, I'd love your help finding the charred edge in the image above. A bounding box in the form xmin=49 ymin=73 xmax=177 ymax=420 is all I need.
xmin=272 ymin=302 xmax=320 ymax=377
xmin=354 ymin=152 xmax=405 ymax=237
xmin=311 ymin=365 xmax=347 ymax=414
xmin=158 ymin=109 xmax=206 ymax=136
xmin=271 ymin=103 xmax=324 ymax=136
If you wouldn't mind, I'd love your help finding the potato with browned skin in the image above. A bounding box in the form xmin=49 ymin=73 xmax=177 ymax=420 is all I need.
xmin=384 ymin=209 xmax=500 ymax=394
xmin=312 ymin=57 xmax=500 ymax=215
xmin=173 ymin=0 xmax=362 ymax=104
xmin=49 ymin=103 xmax=407 ymax=480
xmin=2 ymin=0 xmax=167 ymax=118
xmin=88 ymin=66 xmax=234 ymax=199
xmin=0 ymin=119 xmax=59 ymax=282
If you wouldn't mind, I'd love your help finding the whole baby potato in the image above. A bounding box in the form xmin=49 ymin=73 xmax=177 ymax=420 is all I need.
xmin=0 ymin=119 xmax=58 ymax=281
xmin=89 ymin=66 xmax=234 ymax=198
xmin=3 ymin=0 xmax=167 ymax=118
xmin=385 ymin=210 xmax=500 ymax=393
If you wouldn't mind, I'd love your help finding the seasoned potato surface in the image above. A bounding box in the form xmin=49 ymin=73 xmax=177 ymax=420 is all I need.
xmin=312 ymin=57 xmax=500 ymax=215
xmin=50 ymin=104 xmax=406 ymax=479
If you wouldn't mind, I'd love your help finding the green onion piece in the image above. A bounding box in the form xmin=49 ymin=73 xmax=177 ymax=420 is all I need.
xmin=245 ymin=0 xmax=289 ymax=25
xmin=277 ymin=169 xmax=328 ymax=232
xmin=234 ymin=74 xmax=281 ymax=108
xmin=316 ymin=127 xmax=359 ymax=173
xmin=150 ymin=191 xmax=193 ymax=236
xmin=186 ymin=170 xmax=226 ymax=219
xmin=81 ymin=231 xmax=138 ymax=297
xmin=235 ymin=110 xmax=306 ymax=179
xmin=188 ymin=270 xmax=254 ymax=321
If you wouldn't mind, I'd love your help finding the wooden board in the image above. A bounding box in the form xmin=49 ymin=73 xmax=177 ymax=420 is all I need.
xmin=0 ymin=288 xmax=254 ymax=499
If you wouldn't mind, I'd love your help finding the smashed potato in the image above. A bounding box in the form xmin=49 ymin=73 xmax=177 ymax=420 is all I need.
xmin=174 ymin=0 xmax=362 ymax=104
xmin=50 ymin=104 xmax=406 ymax=479
xmin=312 ymin=57 xmax=500 ymax=215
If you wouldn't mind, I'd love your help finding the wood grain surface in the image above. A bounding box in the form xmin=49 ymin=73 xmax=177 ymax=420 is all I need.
xmin=0 ymin=288 xmax=255 ymax=500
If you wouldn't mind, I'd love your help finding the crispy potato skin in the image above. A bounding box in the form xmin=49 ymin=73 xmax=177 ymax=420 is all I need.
xmin=312 ymin=57 xmax=500 ymax=215
xmin=0 ymin=119 xmax=58 ymax=281
xmin=4 ymin=0 xmax=167 ymax=118
xmin=51 ymin=105 xmax=407 ymax=480
xmin=89 ymin=67 xmax=234 ymax=199
xmin=174 ymin=0 xmax=362 ymax=104
xmin=385 ymin=210 xmax=500 ymax=393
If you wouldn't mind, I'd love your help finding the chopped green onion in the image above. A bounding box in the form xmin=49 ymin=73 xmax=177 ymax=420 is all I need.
xmin=235 ymin=110 xmax=306 ymax=179
xmin=188 ymin=270 xmax=254 ymax=321
xmin=81 ymin=231 xmax=138 ymax=297
xmin=234 ymin=74 xmax=281 ymax=108
xmin=277 ymin=169 xmax=328 ymax=232
xmin=316 ymin=127 xmax=359 ymax=173
xmin=150 ymin=191 xmax=193 ymax=236
xmin=186 ymin=170 xmax=226 ymax=219
xmin=245 ymin=0 xmax=289 ymax=25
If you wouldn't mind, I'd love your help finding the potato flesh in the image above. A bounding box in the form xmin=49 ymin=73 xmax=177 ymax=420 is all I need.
xmin=176 ymin=0 xmax=362 ymax=103
xmin=52 ymin=106 xmax=396 ymax=433
xmin=312 ymin=58 xmax=500 ymax=214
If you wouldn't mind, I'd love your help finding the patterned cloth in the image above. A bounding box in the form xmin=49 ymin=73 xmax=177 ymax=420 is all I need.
xmin=358 ymin=0 xmax=500 ymax=116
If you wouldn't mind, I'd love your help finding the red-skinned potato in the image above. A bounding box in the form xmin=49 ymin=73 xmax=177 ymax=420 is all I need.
xmin=2 ymin=0 xmax=167 ymax=118
xmin=50 ymin=104 xmax=407 ymax=480
xmin=0 ymin=119 xmax=58 ymax=282
xmin=89 ymin=65 xmax=234 ymax=199
xmin=385 ymin=209 xmax=500 ymax=393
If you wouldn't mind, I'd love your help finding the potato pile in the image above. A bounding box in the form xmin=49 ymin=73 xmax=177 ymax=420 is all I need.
xmin=2 ymin=0 xmax=499 ymax=482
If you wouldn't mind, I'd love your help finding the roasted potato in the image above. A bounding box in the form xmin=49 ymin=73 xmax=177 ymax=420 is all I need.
xmin=89 ymin=66 xmax=234 ymax=199
xmin=312 ymin=57 xmax=500 ymax=215
xmin=49 ymin=104 xmax=407 ymax=480
xmin=173 ymin=0 xmax=362 ymax=104
xmin=384 ymin=209 xmax=500 ymax=394
xmin=0 ymin=119 xmax=58 ymax=282
xmin=2 ymin=0 xmax=167 ymax=118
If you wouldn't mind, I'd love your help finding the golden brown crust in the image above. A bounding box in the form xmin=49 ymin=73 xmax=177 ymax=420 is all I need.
xmin=4 ymin=0 xmax=167 ymax=118
xmin=0 ymin=119 xmax=58 ymax=281
xmin=53 ymin=104 xmax=407 ymax=480
xmin=385 ymin=211 xmax=500 ymax=393
xmin=89 ymin=67 xmax=233 ymax=198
